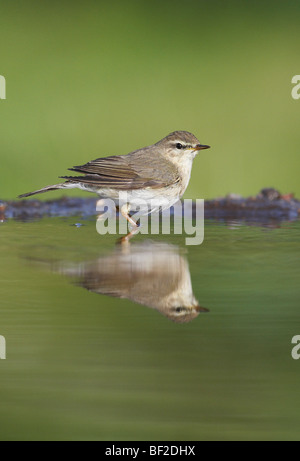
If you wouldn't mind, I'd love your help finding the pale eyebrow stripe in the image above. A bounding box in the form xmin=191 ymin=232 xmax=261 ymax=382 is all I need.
xmin=173 ymin=142 xmax=194 ymax=149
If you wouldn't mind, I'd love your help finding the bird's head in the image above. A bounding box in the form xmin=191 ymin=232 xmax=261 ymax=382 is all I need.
xmin=165 ymin=303 xmax=209 ymax=323
xmin=155 ymin=130 xmax=210 ymax=162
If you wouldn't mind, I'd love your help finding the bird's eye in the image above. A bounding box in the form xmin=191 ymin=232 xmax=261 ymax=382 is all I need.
xmin=176 ymin=143 xmax=183 ymax=150
xmin=174 ymin=307 xmax=186 ymax=313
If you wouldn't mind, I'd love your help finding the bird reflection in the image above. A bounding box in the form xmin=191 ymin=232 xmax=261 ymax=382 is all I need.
xmin=59 ymin=241 xmax=208 ymax=323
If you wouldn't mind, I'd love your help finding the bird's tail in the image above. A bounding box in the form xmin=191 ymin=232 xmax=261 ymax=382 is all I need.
xmin=18 ymin=183 xmax=71 ymax=199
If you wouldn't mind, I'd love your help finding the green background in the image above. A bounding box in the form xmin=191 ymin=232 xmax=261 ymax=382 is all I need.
xmin=0 ymin=0 xmax=299 ymax=200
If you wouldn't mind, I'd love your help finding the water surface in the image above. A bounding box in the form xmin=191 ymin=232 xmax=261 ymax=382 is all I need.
xmin=0 ymin=218 xmax=299 ymax=440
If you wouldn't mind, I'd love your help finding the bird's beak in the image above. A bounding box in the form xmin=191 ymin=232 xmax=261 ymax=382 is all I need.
xmin=194 ymin=144 xmax=210 ymax=151
xmin=195 ymin=305 xmax=209 ymax=313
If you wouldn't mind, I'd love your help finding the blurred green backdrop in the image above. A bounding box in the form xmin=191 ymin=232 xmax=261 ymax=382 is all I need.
xmin=0 ymin=0 xmax=299 ymax=200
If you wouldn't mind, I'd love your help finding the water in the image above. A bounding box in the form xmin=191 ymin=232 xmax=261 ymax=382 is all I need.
xmin=0 ymin=217 xmax=299 ymax=440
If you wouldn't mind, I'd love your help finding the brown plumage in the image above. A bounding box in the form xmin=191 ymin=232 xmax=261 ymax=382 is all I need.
xmin=18 ymin=131 xmax=210 ymax=206
xmin=60 ymin=153 xmax=180 ymax=190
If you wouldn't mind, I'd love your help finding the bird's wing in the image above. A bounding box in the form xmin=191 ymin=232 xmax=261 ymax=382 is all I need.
xmin=61 ymin=153 xmax=179 ymax=190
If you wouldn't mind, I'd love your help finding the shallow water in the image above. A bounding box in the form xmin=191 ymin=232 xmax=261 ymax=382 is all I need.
xmin=0 ymin=217 xmax=299 ymax=440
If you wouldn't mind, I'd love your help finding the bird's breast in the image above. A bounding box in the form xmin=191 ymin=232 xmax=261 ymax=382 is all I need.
xmin=175 ymin=157 xmax=194 ymax=196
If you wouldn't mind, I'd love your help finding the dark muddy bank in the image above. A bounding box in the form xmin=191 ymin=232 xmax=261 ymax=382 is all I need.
xmin=1 ymin=188 xmax=299 ymax=224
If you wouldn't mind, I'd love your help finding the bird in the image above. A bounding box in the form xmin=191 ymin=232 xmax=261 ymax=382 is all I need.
xmin=19 ymin=131 xmax=210 ymax=227
xmin=57 ymin=241 xmax=209 ymax=323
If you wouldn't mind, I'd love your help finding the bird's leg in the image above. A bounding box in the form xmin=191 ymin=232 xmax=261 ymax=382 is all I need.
xmin=120 ymin=204 xmax=138 ymax=228
xmin=117 ymin=226 xmax=140 ymax=245
xmin=117 ymin=203 xmax=140 ymax=244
